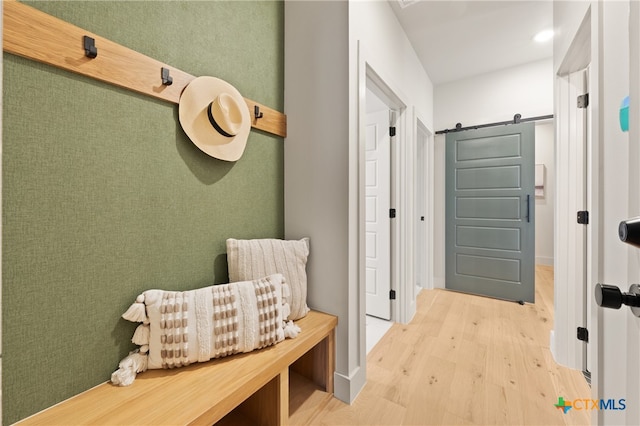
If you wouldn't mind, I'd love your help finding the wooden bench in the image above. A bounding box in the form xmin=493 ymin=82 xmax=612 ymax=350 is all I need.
xmin=17 ymin=310 xmax=337 ymax=426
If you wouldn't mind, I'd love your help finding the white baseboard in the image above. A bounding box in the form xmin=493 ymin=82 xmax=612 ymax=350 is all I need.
xmin=536 ymin=256 xmax=554 ymax=266
xmin=433 ymin=276 xmax=445 ymax=289
xmin=333 ymin=365 xmax=366 ymax=404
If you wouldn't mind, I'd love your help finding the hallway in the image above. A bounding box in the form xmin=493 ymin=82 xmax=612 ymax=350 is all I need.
xmin=304 ymin=265 xmax=591 ymax=425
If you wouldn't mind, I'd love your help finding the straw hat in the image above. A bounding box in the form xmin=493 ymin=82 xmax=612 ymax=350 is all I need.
xmin=179 ymin=76 xmax=250 ymax=161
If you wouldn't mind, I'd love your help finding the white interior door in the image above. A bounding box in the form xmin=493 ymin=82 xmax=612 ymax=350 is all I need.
xmin=553 ymin=6 xmax=592 ymax=376
xmin=557 ymin=68 xmax=589 ymax=372
xmin=365 ymin=108 xmax=391 ymax=320
xmin=623 ymin=145 xmax=640 ymax=421
xmin=591 ymin=2 xmax=639 ymax=424
xmin=623 ymin=1 xmax=640 ymax=422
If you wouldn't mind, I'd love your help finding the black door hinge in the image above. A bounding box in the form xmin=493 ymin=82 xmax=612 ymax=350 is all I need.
xmin=390 ymin=126 xmax=396 ymax=137
xmin=577 ymin=93 xmax=589 ymax=108
xmin=389 ymin=208 xmax=396 ymax=218
xmin=577 ymin=210 xmax=589 ymax=225
xmin=577 ymin=327 xmax=589 ymax=342
xmin=390 ymin=290 xmax=396 ymax=300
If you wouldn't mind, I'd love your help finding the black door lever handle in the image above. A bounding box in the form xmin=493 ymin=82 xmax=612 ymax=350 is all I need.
xmin=619 ymin=217 xmax=640 ymax=248
xmin=595 ymin=283 xmax=640 ymax=317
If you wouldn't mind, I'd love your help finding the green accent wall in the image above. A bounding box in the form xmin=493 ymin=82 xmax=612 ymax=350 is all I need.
xmin=2 ymin=1 xmax=284 ymax=423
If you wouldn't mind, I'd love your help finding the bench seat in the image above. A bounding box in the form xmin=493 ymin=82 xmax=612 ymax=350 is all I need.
xmin=17 ymin=310 xmax=337 ymax=426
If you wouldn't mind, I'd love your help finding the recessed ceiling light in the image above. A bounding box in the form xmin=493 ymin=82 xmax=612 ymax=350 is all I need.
xmin=534 ymin=29 xmax=554 ymax=43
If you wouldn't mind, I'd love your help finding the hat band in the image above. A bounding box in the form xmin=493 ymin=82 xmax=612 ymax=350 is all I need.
xmin=207 ymin=102 xmax=235 ymax=138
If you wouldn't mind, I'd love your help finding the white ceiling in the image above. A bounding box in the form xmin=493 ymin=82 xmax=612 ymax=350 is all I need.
xmin=388 ymin=0 xmax=554 ymax=85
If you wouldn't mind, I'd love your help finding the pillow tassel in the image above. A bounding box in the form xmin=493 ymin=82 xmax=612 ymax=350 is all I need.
xmin=122 ymin=294 xmax=147 ymax=323
xmin=111 ymin=350 xmax=148 ymax=387
xmin=131 ymin=324 xmax=150 ymax=345
xmin=284 ymin=321 xmax=301 ymax=339
xmin=281 ymin=303 xmax=291 ymax=321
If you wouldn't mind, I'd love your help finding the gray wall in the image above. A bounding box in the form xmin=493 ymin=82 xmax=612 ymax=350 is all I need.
xmin=285 ymin=0 xmax=434 ymax=402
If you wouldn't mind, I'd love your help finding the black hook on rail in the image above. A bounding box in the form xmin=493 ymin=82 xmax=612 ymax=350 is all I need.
xmin=83 ymin=36 xmax=97 ymax=59
xmin=254 ymin=105 xmax=263 ymax=120
xmin=161 ymin=67 xmax=173 ymax=86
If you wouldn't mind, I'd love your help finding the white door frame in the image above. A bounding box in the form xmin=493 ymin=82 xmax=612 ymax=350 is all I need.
xmin=415 ymin=113 xmax=434 ymax=295
xmin=553 ymin=5 xmax=594 ymax=371
xmin=555 ymin=5 xmax=606 ymax=421
xmin=554 ymin=69 xmax=588 ymax=371
xmin=363 ymin=66 xmax=404 ymax=324
xmin=408 ymin=112 xmax=432 ymax=326
xmin=357 ymin=41 xmax=418 ymax=338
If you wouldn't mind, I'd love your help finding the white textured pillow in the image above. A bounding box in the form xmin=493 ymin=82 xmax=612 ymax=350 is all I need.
xmin=227 ymin=238 xmax=310 ymax=320
xmin=111 ymin=274 xmax=300 ymax=386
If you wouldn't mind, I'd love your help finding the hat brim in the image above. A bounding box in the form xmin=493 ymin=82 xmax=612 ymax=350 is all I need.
xmin=179 ymin=76 xmax=250 ymax=162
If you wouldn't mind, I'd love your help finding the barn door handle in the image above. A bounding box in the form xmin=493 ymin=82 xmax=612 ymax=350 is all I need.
xmin=526 ymin=194 xmax=531 ymax=222
xmin=595 ymin=283 xmax=640 ymax=317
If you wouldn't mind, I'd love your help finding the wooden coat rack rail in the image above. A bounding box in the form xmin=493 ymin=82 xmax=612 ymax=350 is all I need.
xmin=2 ymin=0 xmax=287 ymax=138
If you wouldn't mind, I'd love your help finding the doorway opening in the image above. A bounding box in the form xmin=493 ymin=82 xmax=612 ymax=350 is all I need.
xmin=362 ymin=65 xmax=406 ymax=353
xmin=415 ymin=118 xmax=432 ymax=295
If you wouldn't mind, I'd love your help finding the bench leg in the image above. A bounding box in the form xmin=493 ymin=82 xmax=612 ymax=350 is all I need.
xmin=325 ymin=329 xmax=335 ymax=394
xmin=280 ymin=369 xmax=290 ymax=426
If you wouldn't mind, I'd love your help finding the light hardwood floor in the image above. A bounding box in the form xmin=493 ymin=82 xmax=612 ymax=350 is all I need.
xmin=299 ymin=265 xmax=591 ymax=425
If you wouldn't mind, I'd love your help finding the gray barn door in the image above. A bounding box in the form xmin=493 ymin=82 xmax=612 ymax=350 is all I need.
xmin=445 ymin=122 xmax=535 ymax=303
